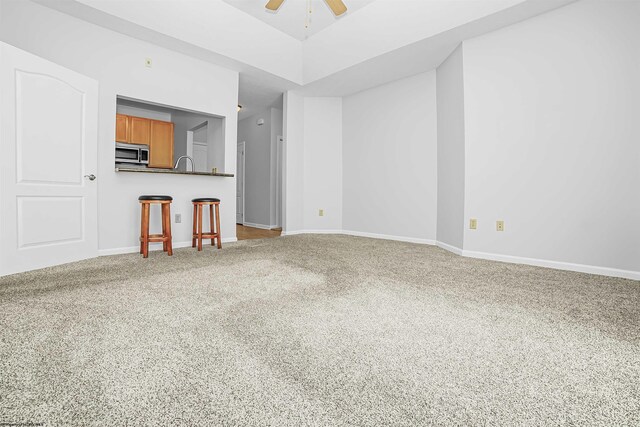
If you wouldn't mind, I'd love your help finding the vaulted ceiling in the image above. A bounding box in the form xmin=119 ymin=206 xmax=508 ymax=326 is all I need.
xmin=36 ymin=0 xmax=576 ymax=118
xmin=222 ymin=0 xmax=377 ymax=40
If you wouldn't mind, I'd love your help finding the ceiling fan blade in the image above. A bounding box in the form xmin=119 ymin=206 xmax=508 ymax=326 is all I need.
xmin=325 ymin=0 xmax=348 ymax=16
xmin=265 ymin=0 xmax=285 ymax=12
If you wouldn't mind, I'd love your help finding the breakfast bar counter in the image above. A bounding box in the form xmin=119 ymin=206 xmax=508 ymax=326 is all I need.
xmin=115 ymin=166 xmax=234 ymax=177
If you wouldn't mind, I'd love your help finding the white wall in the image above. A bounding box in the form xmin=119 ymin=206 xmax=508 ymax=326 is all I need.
xmin=208 ymin=118 xmax=226 ymax=172
xmin=116 ymin=105 xmax=171 ymax=122
xmin=283 ymin=92 xmax=305 ymax=233
xmin=74 ymin=0 xmax=303 ymax=84
xmin=193 ymin=126 xmax=207 ymax=143
xmin=436 ymin=46 xmax=466 ymax=251
xmin=461 ymin=0 xmax=640 ymax=274
xmin=0 ymin=0 xmax=239 ymax=253
xmin=302 ymin=0 xmax=526 ymax=84
xmin=342 ymin=72 xmax=438 ymax=242
xmin=282 ymin=95 xmax=342 ymax=234
xmin=301 ymin=98 xmax=343 ymax=232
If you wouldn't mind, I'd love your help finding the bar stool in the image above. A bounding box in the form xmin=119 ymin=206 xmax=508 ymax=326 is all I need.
xmin=192 ymin=198 xmax=221 ymax=251
xmin=139 ymin=195 xmax=173 ymax=258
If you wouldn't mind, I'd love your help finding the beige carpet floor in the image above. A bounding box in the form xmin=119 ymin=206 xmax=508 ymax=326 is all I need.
xmin=0 ymin=235 xmax=638 ymax=426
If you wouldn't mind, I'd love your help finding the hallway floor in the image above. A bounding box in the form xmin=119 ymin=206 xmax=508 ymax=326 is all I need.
xmin=236 ymin=224 xmax=282 ymax=240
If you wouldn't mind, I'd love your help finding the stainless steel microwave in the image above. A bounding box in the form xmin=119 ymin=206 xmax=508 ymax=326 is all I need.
xmin=115 ymin=143 xmax=149 ymax=165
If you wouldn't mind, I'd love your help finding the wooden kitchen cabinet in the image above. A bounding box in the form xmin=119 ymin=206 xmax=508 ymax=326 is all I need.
xmin=115 ymin=113 xmax=174 ymax=168
xmin=115 ymin=114 xmax=151 ymax=145
xmin=129 ymin=116 xmax=151 ymax=145
xmin=149 ymin=120 xmax=174 ymax=169
xmin=115 ymin=114 xmax=129 ymax=142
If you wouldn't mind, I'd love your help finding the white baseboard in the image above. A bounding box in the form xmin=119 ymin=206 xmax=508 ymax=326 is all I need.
xmin=242 ymin=222 xmax=273 ymax=230
xmin=281 ymin=230 xmax=639 ymax=280
xmin=436 ymin=240 xmax=464 ymax=256
xmin=282 ymin=229 xmax=434 ymax=245
xmin=342 ymin=230 xmax=436 ymax=246
xmin=281 ymin=229 xmax=343 ymax=236
xmin=98 ymin=237 xmax=238 ymax=257
xmin=461 ymin=249 xmax=640 ymax=281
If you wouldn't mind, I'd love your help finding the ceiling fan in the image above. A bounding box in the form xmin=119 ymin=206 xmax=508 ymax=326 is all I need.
xmin=265 ymin=0 xmax=348 ymax=17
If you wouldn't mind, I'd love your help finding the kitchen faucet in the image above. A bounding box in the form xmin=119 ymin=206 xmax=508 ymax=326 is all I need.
xmin=174 ymin=155 xmax=195 ymax=172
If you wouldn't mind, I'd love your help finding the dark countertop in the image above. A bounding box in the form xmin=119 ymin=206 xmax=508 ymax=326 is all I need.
xmin=115 ymin=166 xmax=234 ymax=177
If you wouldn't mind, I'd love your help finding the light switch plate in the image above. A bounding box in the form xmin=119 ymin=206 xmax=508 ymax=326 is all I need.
xmin=470 ymin=218 xmax=477 ymax=230
xmin=145 ymin=58 xmax=152 ymax=68
xmin=319 ymin=209 xmax=324 ymax=217
xmin=496 ymin=220 xmax=504 ymax=231
xmin=175 ymin=213 xmax=182 ymax=224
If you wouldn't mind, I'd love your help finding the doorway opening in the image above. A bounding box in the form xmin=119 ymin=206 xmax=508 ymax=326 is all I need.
xmin=187 ymin=121 xmax=209 ymax=172
xmin=235 ymin=96 xmax=284 ymax=240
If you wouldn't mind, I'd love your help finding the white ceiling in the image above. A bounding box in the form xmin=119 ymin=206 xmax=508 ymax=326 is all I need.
xmin=36 ymin=0 xmax=577 ymax=119
xmin=222 ymin=0 xmax=376 ymax=40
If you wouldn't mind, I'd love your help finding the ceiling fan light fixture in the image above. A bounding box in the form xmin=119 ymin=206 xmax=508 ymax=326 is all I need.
xmin=264 ymin=0 xmax=347 ymax=17
xmin=265 ymin=0 xmax=285 ymax=12
xmin=325 ymin=0 xmax=348 ymax=16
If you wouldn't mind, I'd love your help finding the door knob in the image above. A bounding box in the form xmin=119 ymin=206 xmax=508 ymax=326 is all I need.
xmin=84 ymin=174 xmax=96 ymax=181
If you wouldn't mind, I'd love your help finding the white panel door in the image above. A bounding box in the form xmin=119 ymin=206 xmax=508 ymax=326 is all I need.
xmin=0 ymin=42 xmax=98 ymax=276
xmin=192 ymin=142 xmax=208 ymax=173
xmin=236 ymin=142 xmax=245 ymax=224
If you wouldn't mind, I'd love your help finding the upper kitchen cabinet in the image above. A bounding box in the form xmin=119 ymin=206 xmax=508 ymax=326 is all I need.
xmin=115 ymin=114 xmax=129 ymax=143
xmin=129 ymin=116 xmax=151 ymax=145
xmin=149 ymin=120 xmax=174 ymax=169
xmin=116 ymin=115 xmax=151 ymax=145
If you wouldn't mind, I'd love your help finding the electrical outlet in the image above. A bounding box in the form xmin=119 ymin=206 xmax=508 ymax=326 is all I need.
xmin=318 ymin=209 xmax=324 ymax=217
xmin=145 ymin=58 xmax=152 ymax=68
xmin=496 ymin=220 xmax=504 ymax=232
xmin=175 ymin=213 xmax=182 ymax=224
xmin=469 ymin=218 xmax=477 ymax=230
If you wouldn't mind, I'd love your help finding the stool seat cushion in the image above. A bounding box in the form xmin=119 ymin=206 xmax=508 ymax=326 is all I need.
xmin=192 ymin=197 xmax=220 ymax=203
xmin=139 ymin=195 xmax=173 ymax=201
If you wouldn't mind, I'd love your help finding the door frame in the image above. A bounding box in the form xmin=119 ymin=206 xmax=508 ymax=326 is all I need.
xmin=186 ymin=130 xmax=194 ymax=158
xmin=236 ymin=141 xmax=246 ymax=225
xmin=276 ymin=135 xmax=284 ymax=228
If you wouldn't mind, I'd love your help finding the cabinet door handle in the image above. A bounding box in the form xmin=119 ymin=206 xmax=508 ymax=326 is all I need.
xmin=84 ymin=174 xmax=96 ymax=181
